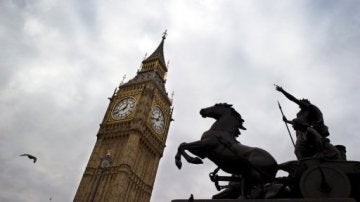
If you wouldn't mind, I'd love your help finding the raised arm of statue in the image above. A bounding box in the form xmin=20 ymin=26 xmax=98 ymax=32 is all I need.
xmin=275 ymin=85 xmax=303 ymax=106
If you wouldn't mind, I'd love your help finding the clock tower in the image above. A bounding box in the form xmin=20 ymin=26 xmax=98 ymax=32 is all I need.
xmin=74 ymin=32 xmax=173 ymax=201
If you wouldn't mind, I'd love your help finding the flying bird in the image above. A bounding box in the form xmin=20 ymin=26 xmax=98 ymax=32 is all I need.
xmin=20 ymin=154 xmax=37 ymax=163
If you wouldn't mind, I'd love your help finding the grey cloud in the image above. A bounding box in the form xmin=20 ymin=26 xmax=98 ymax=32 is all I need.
xmin=1 ymin=1 xmax=359 ymax=202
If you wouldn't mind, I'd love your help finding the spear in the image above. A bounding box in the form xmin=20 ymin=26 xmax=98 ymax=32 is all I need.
xmin=277 ymin=101 xmax=295 ymax=147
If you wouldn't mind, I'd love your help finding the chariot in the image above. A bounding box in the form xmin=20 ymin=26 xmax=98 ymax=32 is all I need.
xmin=210 ymin=158 xmax=360 ymax=201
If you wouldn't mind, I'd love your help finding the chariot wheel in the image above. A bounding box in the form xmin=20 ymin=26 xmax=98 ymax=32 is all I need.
xmin=300 ymin=165 xmax=351 ymax=198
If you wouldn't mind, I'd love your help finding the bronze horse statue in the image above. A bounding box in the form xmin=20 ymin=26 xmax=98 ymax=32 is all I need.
xmin=175 ymin=103 xmax=278 ymax=198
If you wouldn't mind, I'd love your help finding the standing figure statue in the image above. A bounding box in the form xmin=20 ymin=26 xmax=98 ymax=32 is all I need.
xmin=275 ymin=85 xmax=329 ymax=138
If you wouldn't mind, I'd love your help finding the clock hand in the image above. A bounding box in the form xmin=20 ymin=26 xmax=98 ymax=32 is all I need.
xmin=120 ymin=103 xmax=128 ymax=111
xmin=151 ymin=117 xmax=161 ymax=122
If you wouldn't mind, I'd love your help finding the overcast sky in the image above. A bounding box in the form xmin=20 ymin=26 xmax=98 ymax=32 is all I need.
xmin=1 ymin=0 xmax=360 ymax=201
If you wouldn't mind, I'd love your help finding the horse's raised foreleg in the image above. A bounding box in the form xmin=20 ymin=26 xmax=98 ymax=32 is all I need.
xmin=175 ymin=140 xmax=211 ymax=169
xmin=175 ymin=148 xmax=183 ymax=169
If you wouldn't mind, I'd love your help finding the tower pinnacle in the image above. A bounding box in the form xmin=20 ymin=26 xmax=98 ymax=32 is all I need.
xmin=142 ymin=31 xmax=168 ymax=69
xmin=162 ymin=29 xmax=167 ymax=40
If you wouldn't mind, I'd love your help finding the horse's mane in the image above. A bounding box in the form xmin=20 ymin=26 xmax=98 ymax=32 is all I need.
xmin=214 ymin=103 xmax=244 ymax=137
xmin=215 ymin=103 xmax=244 ymax=123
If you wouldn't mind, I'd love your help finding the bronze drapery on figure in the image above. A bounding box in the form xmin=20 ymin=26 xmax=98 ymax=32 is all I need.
xmin=283 ymin=117 xmax=341 ymax=160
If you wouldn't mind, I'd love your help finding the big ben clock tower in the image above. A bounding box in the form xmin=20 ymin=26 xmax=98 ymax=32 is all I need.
xmin=74 ymin=32 xmax=173 ymax=202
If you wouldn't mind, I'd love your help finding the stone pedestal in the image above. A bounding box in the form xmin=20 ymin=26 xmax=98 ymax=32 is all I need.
xmin=172 ymin=199 xmax=356 ymax=202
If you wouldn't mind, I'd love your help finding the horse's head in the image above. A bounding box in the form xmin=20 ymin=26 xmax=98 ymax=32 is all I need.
xmin=200 ymin=103 xmax=246 ymax=134
xmin=200 ymin=103 xmax=231 ymax=119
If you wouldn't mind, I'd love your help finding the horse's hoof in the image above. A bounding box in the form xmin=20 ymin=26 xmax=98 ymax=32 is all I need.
xmin=192 ymin=157 xmax=203 ymax=164
xmin=175 ymin=160 xmax=182 ymax=169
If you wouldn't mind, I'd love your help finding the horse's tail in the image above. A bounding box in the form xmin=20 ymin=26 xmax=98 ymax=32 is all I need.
xmin=278 ymin=160 xmax=298 ymax=174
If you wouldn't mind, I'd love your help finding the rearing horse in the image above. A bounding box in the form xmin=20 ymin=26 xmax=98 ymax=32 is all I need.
xmin=175 ymin=103 xmax=278 ymax=198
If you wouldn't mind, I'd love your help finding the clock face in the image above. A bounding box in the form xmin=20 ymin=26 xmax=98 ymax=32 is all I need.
xmin=150 ymin=106 xmax=165 ymax=133
xmin=112 ymin=97 xmax=136 ymax=120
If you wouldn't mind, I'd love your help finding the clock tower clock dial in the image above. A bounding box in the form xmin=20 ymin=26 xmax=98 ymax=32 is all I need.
xmin=150 ymin=106 xmax=165 ymax=133
xmin=112 ymin=97 xmax=136 ymax=120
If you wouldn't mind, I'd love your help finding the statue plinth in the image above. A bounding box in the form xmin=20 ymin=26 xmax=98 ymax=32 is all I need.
xmin=172 ymin=198 xmax=356 ymax=202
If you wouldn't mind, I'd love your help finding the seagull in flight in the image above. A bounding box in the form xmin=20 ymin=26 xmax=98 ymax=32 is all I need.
xmin=20 ymin=154 xmax=37 ymax=163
